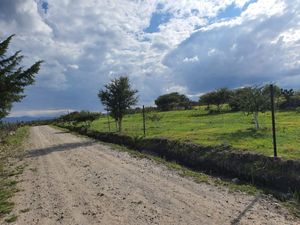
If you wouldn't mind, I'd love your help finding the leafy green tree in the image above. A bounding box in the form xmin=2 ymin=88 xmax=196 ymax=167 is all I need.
xmin=0 ymin=35 xmax=43 ymax=120
xmin=212 ymin=88 xmax=231 ymax=112
xmin=155 ymin=92 xmax=191 ymax=111
xmin=237 ymin=86 xmax=270 ymax=129
xmin=229 ymin=88 xmax=245 ymax=111
xmin=199 ymin=92 xmax=214 ymax=110
xmin=262 ymin=84 xmax=281 ymax=108
xmin=98 ymin=76 xmax=138 ymax=132
xmin=199 ymin=88 xmax=231 ymax=112
xmin=58 ymin=111 xmax=101 ymax=123
xmin=280 ymin=88 xmax=295 ymax=109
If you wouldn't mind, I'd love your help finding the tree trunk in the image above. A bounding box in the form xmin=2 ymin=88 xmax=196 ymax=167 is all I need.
xmin=253 ymin=112 xmax=259 ymax=130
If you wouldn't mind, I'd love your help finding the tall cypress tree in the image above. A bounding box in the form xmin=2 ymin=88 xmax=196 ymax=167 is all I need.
xmin=0 ymin=35 xmax=43 ymax=119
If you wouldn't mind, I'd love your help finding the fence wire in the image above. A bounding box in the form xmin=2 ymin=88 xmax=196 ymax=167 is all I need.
xmin=88 ymin=108 xmax=300 ymax=158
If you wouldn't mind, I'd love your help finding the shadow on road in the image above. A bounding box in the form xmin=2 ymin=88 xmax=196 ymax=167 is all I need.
xmin=27 ymin=141 xmax=96 ymax=157
xmin=231 ymin=195 xmax=261 ymax=225
xmin=53 ymin=131 xmax=70 ymax=134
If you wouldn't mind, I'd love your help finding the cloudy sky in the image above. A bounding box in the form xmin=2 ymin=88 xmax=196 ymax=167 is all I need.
xmin=1 ymin=0 xmax=300 ymax=117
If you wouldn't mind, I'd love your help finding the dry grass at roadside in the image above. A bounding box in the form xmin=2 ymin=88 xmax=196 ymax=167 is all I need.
xmin=0 ymin=126 xmax=29 ymax=221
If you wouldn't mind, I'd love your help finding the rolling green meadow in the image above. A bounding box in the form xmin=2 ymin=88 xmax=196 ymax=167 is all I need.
xmin=89 ymin=107 xmax=300 ymax=159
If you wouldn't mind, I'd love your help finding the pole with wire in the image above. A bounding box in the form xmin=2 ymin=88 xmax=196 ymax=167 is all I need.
xmin=270 ymin=84 xmax=278 ymax=159
xmin=142 ymin=105 xmax=146 ymax=137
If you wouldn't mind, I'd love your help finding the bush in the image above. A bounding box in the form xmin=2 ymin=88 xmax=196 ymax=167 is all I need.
xmin=0 ymin=123 xmax=20 ymax=143
xmin=57 ymin=111 xmax=101 ymax=123
xmin=146 ymin=112 xmax=163 ymax=123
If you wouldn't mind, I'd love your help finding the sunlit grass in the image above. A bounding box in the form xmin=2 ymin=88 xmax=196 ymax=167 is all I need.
xmin=89 ymin=107 xmax=300 ymax=159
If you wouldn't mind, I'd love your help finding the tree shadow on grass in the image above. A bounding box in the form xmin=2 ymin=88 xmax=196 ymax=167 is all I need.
xmin=188 ymin=110 xmax=235 ymax=118
xmin=218 ymin=128 xmax=270 ymax=143
xmin=27 ymin=141 xmax=96 ymax=158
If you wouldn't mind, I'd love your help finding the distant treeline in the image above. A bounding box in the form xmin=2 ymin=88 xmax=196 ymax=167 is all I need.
xmin=200 ymin=85 xmax=300 ymax=112
xmin=20 ymin=85 xmax=300 ymax=126
xmin=152 ymin=85 xmax=300 ymax=113
xmin=56 ymin=111 xmax=102 ymax=123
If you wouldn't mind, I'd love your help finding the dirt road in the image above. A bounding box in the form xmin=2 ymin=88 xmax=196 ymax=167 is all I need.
xmin=3 ymin=126 xmax=299 ymax=225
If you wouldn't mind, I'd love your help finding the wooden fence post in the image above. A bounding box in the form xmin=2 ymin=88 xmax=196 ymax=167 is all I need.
xmin=143 ymin=105 xmax=146 ymax=137
xmin=270 ymin=84 xmax=278 ymax=159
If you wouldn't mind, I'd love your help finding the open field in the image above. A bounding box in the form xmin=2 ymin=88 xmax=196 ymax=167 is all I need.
xmin=90 ymin=108 xmax=300 ymax=159
xmin=4 ymin=125 xmax=299 ymax=225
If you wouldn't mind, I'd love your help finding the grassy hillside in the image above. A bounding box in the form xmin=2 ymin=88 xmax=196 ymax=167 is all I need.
xmin=89 ymin=107 xmax=300 ymax=159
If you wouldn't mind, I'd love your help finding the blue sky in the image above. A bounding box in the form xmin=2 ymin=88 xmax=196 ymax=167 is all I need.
xmin=0 ymin=0 xmax=300 ymax=117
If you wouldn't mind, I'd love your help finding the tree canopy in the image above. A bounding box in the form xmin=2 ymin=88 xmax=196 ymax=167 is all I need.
xmin=235 ymin=86 xmax=270 ymax=129
xmin=199 ymin=88 xmax=231 ymax=112
xmin=155 ymin=92 xmax=191 ymax=111
xmin=0 ymin=35 xmax=43 ymax=120
xmin=98 ymin=76 xmax=138 ymax=132
xmin=58 ymin=111 xmax=101 ymax=123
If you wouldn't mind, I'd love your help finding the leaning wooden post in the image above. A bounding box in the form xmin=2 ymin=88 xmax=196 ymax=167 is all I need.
xmin=270 ymin=84 xmax=278 ymax=159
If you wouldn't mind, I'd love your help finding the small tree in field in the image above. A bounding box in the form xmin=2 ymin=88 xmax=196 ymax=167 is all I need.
xmin=98 ymin=76 xmax=138 ymax=133
xmin=0 ymin=35 xmax=43 ymax=120
xmin=237 ymin=86 xmax=270 ymax=130
xmin=199 ymin=88 xmax=231 ymax=112
xmin=212 ymin=88 xmax=231 ymax=112
xmin=199 ymin=92 xmax=214 ymax=110
xmin=155 ymin=92 xmax=191 ymax=111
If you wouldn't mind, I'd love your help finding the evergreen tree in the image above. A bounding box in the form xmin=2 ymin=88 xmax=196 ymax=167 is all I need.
xmin=0 ymin=35 xmax=43 ymax=119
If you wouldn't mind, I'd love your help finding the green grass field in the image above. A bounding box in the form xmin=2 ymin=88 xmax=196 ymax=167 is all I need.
xmin=89 ymin=108 xmax=300 ymax=159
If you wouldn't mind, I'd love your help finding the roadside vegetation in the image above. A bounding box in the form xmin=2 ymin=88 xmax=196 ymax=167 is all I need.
xmin=0 ymin=125 xmax=29 ymax=220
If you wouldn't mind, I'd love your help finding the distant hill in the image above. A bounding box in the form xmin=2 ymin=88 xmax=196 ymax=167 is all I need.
xmin=2 ymin=116 xmax=56 ymax=123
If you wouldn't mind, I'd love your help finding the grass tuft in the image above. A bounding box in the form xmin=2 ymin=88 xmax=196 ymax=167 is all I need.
xmin=4 ymin=214 xmax=18 ymax=223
